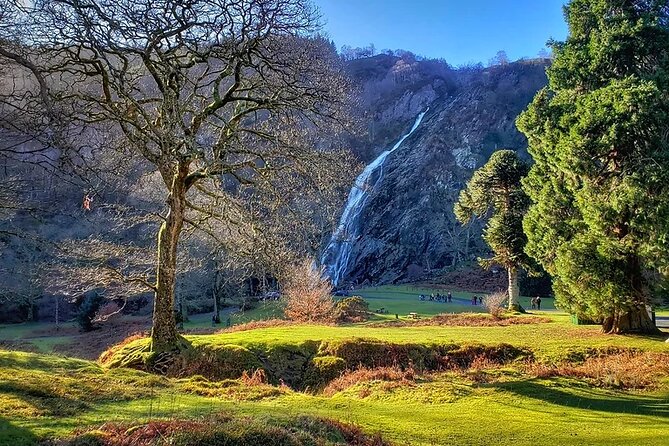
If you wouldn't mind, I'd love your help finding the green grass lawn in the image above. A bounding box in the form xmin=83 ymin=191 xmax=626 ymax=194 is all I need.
xmin=1 ymin=286 xmax=667 ymax=445
xmin=353 ymin=285 xmax=556 ymax=317
xmin=183 ymin=301 xmax=285 ymax=331
xmin=0 ymin=322 xmax=76 ymax=353
xmin=181 ymin=285 xmax=557 ymax=329
xmin=189 ymin=314 xmax=668 ymax=359
xmin=1 ymin=314 xmax=668 ymax=446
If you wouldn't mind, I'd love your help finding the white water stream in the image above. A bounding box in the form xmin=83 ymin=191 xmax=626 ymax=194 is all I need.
xmin=321 ymin=109 xmax=428 ymax=286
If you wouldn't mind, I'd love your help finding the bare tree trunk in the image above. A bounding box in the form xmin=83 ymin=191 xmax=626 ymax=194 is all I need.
xmin=151 ymin=162 xmax=189 ymax=352
xmin=55 ymin=295 xmax=59 ymax=331
xmin=507 ymin=267 xmax=520 ymax=311
xmin=465 ymin=224 xmax=470 ymax=261
xmin=212 ymin=289 xmax=220 ymax=324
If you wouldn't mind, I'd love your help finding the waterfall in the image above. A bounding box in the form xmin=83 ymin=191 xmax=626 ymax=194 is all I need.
xmin=321 ymin=109 xmax=429 ymax=286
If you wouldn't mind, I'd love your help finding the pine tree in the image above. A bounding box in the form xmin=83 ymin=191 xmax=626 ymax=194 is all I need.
xmin=517 ymin=0 xmax=669 ymax=333
xmin=455 ymin=150 xmax=530 ymax=311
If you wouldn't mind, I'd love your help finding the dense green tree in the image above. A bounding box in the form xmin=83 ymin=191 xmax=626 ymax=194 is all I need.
xmin=517 ymin=0 xmax=669 ymax=333
xmin=455 ymin=150 xmax=530 ymax=311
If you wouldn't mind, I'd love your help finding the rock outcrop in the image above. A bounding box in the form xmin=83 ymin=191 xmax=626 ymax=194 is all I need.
xmin=326 ymin=55 xmax=549 ymax=285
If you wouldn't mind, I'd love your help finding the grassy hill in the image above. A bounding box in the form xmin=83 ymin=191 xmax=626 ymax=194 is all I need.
xmin=1 ymin=308 xmax=668 ymax=446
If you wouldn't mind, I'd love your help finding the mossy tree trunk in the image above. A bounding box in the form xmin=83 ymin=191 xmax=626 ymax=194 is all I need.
xmin=151 ymin=162 xmax=190 ymax=352
xmin=602 ymin=255 xmax=659 ymax=335
xmin=602 ymin=307 xmax=657 ymax=334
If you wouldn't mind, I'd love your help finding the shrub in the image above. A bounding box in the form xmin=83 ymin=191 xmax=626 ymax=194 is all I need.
xmin=483 ymin=292 xmax=507 ymax=319
xmin=335 ymin=296 xmax=369 ymax=322
xmin=66 ymin=432 xmax=106 ymax=446
xmin=76 ymin=291 xmax=105 ymax=332
xmin=65 ymin=416 xmax=393 ymax=446
xmin=283 ymin=259 xmax=335 ymax=323
xmin=262 ymin=341 xmax=320 ymax=387
xmin=240 ymin=369 xmax=269 ymax=386
xmin=173 ymin=424 xmax=303 ymax=446
xmin=177 ymin=345 xmax=263 ymax=380
xmin=438 ymin=343 xmax=532 ymax=370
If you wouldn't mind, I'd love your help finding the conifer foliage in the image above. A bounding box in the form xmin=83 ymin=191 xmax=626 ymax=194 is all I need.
xmin=455 ymin=150 xmax=530 ymax=311
xmin=517 ymin=0 xmax=669 ymax=333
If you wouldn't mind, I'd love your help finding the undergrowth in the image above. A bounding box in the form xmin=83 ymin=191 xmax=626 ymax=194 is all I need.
xmin=526 ymin=351 xmax=669 ymax=389
xmin=63 ymin=415 xmax=390 ymax=446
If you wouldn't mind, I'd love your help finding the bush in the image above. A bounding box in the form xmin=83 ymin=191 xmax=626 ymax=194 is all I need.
xmin=335 ymin=296 xmax=369 ymax=322
xmin=283 ymin=259 xmax=335 ymax=323
xmin=439 ymin=343 xmax=533 ymax=369
xmin=322 ymin=366 xmax=415 ymax=396
xmin=66 ymin=416 xmax=393 ymax=446
xmin=76 ymin=291 xmax=105 ymax=332
xmin=66 ymin=432 xmax=106 ymax=446
xmin=483 ymin=292 xmax=507 ymax=318
xmin=527 ymin=351 xmax=669 ymax=389
xmin=174 ymin=424 xmax=304 ymax=446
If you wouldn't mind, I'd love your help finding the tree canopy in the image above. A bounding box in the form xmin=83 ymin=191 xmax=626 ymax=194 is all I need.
xmin=455 ymin=149 xmax=530 ymax=310
xmin=517 ymin=0 xmax=669 ymax=333
xmin=0 ymin=0 xmax=354 ymax=350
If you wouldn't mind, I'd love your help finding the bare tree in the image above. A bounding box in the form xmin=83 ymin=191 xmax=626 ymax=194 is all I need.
xmin=1 ymin=0 xmax=354 ymax=351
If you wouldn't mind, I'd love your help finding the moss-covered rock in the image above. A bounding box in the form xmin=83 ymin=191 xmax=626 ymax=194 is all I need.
xmin=178 ymin=344 xmax=264 ymax=380
xmin=259 ymin=341 xmax=320 ymax=387
xmin=303 ymin=356 xmax=347 ymax=390
xmin=319 ymin=338 xmax=439 ymax=370
xmin=439 ymin=343 xmax=533 ymax=369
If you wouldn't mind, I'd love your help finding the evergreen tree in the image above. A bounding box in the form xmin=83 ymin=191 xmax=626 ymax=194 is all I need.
xmin=455 ymin=150 xmax=530 ymax=311
xmin=517 ymin=0 xmax=669 ymax=333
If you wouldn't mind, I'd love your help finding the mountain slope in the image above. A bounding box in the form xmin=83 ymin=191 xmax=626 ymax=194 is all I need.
xmin=328 ymin=56 xmax=549 ymax=285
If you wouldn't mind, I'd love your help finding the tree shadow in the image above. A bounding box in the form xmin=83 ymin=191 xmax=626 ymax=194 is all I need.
xmin=486 ymin=379 xmax=669 ymax=418
xmin=0 ymin=417 xmax=38 ymax=446
xmin=0 ymin=380 xmax=89 ymax=417
xmin=0 ymin=350 xmax=90 ymax=372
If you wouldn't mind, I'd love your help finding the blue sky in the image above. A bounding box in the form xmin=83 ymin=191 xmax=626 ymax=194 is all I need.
xmin=313 ymin=0 xmax=569 ymax=66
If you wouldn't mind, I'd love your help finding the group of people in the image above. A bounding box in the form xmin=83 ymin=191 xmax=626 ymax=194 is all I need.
xmin=531 ymin=296 xmax=542 ymax=310
xmin=419 ymin=292 xmax=453 ymax=303
xmin=418 ymin=290 xmax=545 ymax=310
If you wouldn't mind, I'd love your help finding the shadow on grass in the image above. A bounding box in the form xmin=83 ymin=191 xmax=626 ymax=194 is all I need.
xmin=0 ymin=350 xmax=90 ymax=372
xmin=0 ymin=417 xmax=38 ymax=446
xmin=0 ymin=380 xmax=89 ymax=417
xmin=488 ymin=379 xmax=669 ymax=418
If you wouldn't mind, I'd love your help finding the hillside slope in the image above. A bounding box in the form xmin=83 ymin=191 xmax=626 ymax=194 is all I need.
xmin=329 ymin=56 xmax=549 ymax=285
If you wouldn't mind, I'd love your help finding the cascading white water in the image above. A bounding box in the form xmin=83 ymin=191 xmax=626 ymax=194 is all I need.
xmin=321 ymin=109 xmax=429 ymax=286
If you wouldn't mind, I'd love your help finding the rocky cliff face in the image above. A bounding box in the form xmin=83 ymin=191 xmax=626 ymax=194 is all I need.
xmin=327 ymin=55 xmax=549 ymax=285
